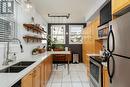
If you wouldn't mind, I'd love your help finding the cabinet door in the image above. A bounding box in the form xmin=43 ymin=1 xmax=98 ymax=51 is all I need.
xmin=33 ymin=65 xmax=41 ymax=87
xmin=92 ymin=17 xmax=99 ymax=39
xmin=103 ymin=68 xmax=109 ymax=87
xmin=21 ymin=71 xmax=33 ymax=87
xmin=41 ymin=62 xmax=45 ymax=87
xmin=44 ymin=55 xmax=53 ymax=85
xmin=44 ymin=57 xmax=50 ymax=85
xmin=112 ymin=0 xmax=130 ymax=14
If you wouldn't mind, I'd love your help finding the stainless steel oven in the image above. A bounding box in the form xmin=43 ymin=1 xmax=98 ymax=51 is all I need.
xmin=90 ymin=57 xmax=103 ymax=87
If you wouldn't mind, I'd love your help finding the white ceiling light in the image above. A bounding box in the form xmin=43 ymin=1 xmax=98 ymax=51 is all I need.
xmin=25 ymin=0 xmax=32 ymax=9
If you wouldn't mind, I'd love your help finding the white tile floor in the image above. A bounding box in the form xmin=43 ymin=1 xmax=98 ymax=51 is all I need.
xmin=46 ymin=63 xmax=90 ymax=87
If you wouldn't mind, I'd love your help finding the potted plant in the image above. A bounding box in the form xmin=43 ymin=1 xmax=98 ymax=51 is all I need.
xmin=47 ymin=35 xmax=56 ymax=51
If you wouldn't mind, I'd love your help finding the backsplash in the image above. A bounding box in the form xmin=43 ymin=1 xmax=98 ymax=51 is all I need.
xmin=0 ymin=1 xmax=47 ymax=66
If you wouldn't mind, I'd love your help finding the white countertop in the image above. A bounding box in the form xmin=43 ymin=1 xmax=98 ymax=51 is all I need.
xmin=0 ymin=51 xmax=71 ymax=87
xmin=0 ymin=52 xmax=52 ymax=87
xmin=87 ymin=53 xmax=101 ymax=57
xmin=102 ymin=62 xmax=107 ymax=68
xmin=48 ymin=51 xmax=71 ymax=54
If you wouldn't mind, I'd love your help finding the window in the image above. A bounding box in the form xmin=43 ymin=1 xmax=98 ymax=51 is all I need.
xmin=0 ymin=17 xmax=16 ymax=42
xmin=51 ymin=25 xmax=65 ymax=44
xmin=69 ymin=25 xmax=83 ymax=44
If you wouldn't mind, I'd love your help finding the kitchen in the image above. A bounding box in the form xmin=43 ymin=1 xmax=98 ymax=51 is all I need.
xmin=0 ymin=0 xmax=130 ymax=87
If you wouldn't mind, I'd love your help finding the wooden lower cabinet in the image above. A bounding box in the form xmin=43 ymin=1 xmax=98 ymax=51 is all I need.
xmin=33 ymin=65 xmax=41 ymax=87
xmin=22 ymin=65 xmax=41 ymax=87
xmin=45 ymin=55 xmax=52 ymax=85
xmin=103 ymin=67 xmax=109 ymax=87
xmin=21 ymin=71 xmax=33 ymax=87
xmin=41 ymin=61 xmax=45 ymax=87
xmin=21 ymin=55 xmax=52 ymax=87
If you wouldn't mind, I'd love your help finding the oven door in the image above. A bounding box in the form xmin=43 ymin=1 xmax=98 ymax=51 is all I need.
xmin=90 ymin=59 xmax=102 ymax=87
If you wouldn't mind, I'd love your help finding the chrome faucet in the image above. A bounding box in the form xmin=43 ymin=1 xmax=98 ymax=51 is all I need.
xmin=3 ymin=38 xmax=24 ymax=65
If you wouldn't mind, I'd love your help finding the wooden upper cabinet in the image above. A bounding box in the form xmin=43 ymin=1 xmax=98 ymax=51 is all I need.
xmin=112 ymin=0 xmax=130 ymax=14
xmin=93 ymin=17 xmax=100 ymax=39
xmin=21 ymin=71 xmax=33 ymax=87
xmin=86 ymin=24 xmax=92 ymax=40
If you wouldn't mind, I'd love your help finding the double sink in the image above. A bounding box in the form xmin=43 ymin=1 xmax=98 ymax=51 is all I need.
xmin=0 ymin=61 xmax=35 ymax=73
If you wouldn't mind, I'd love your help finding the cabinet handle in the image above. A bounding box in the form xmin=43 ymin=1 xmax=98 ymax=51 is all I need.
xmin=29 ymin=73 xmax=32 ymax=76
xmin=33 ymin=70 xmax=36 ymax=77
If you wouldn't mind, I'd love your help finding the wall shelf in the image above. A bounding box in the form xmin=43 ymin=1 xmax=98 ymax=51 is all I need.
xmin=96 ymin=36 xmax=108 ymax=40
xmin=23 ymin=35 xmax=46 ymax=43
xmin=23 ymin=24 xmax=47 ymax=34
xmin=23 ymin=23 xmax=47 ymax=43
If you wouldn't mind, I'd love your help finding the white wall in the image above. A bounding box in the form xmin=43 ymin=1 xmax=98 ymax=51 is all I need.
xmin=85 ymin=0 xmax=108 ymax=22
xmin=0 ymin=1 xmax=47 ymax=66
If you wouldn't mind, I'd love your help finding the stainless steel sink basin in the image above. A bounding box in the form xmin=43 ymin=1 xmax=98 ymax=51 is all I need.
xmin=0 ymin=66 xmax=27 ymax=73
xmin=0 ymin=61 xmax=35 ymax=73
xmin=12 ymin=61 xmax=35 ymax=67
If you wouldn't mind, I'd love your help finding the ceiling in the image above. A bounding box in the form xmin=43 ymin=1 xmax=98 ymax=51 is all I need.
xmin=31 ymin=0 xmax=96 ymax=23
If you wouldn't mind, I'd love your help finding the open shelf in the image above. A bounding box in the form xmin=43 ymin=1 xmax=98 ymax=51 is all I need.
xmin=23 ymin=35 xmax=46 ymax=43
xmin=96 ymin=36 xmax=108 ymax=40
xmin=23 ymin=24 xmax=47 ymax=34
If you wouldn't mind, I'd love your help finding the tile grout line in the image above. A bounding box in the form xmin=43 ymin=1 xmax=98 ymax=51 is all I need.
xmin=77 ymin=71 xmax=84 ymax=87
xmin=47 ymin=63 xmax=89 ymax=87
xmin=50 ymin=69 xmax=56 ymax=87
xmin=69 ymin=67 xmax=72 ymax=87
xmin=70 ymin=70 xmax=74 ymax=87
xmin=80 ymin=66 xmax=90 ymax=87
xmin=61 ymin=69 xmax=63 ymax=87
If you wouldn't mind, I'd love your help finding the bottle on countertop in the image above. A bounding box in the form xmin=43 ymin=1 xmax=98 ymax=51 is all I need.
xmin=102 ymin=46 xmax=110 ymax=62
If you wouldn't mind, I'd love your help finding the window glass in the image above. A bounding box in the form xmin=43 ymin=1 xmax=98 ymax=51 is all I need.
xmin=51 ymin=25 xmax=65 ymax=44
xmin=69 ymin=25 xmax=83 ymax=44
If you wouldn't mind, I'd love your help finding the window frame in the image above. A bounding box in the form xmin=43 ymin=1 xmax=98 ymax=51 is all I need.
xmin=69 ymin=25 xmax=83 ymax=44
xmin=51 ymin=25 xmax=66 ymax=44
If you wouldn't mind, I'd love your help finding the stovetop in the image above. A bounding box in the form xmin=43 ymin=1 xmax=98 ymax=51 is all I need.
xmin=90 ymin=56 xmax=107 ymax=63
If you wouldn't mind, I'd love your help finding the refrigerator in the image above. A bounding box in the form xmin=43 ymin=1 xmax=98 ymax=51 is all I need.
xmin=107 ymin=12 xmax=130 ymax=87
